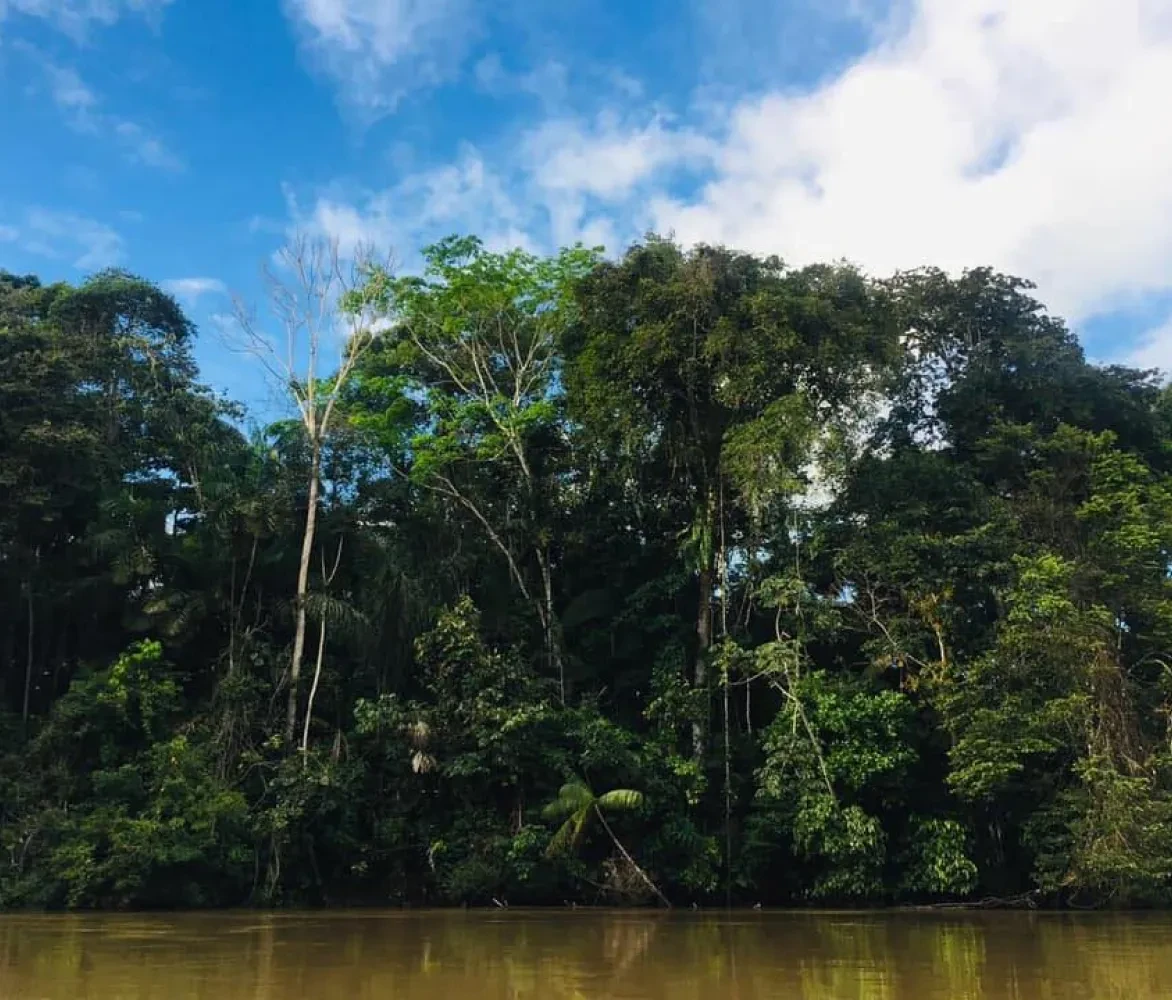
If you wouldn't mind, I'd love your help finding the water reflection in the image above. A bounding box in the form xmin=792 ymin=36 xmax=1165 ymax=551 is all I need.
xmin=1 ymin=909 xmax=1170 ymax=999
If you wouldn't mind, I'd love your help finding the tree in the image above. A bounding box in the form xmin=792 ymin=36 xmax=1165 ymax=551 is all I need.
xmin=233 ymin=236 xmax=382 ymax=747
xmin=822 ymin=268 xmax=1172 ymax=902
xmin=0 ymin=269 xmax=235 ymax=723
xmin=6 ymin=241 xmax=1172 ymax=912
xmin=543 ymin=779 xmax=670 ymax=906
xmin=355 ymin=235 xmax=599 ymax=702
xmin=565 ymin=238 xmax=892 ymax=764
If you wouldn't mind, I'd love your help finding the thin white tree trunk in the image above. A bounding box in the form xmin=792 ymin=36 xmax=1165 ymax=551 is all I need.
xmin=594 ymin=805 xmax=671 ymax=908
xmin=232 ymin=234 xmax=380 ymax=758
xmin=301 ymin=535 xmax=343 ymax=755
xmin=286 ymin=451 xmax=320 ymax=746
xmin=301 ymin=615 xmax=327 ymax=755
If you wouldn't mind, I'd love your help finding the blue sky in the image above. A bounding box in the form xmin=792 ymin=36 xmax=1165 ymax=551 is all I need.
xmin=2 ymin=0 xmax=1171 ymax=420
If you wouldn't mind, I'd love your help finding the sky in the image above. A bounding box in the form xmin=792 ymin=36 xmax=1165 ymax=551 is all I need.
xmin=2 ymin=0 xmax=1171 ymax=417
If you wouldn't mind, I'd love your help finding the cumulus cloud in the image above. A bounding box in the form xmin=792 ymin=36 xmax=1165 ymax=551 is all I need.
xmin=286 ymin=108 xmax=713 ymax=264
xmin=163 ymin=277 xmax=227 ymax=305
xmin=526 ymin=113 xmax=713 ymax=201
xmin=284 ymin=148 xmax=533 ymax=261
xmin=520 ymin=110 xmax=717 ymax=247
xmin=283 ymin=0 xmax=478 ymax=115
xmin=283 ymin=0 xmax=1172 ymax=355
xmin=651 ymin=0 xmax=1172 ymax=325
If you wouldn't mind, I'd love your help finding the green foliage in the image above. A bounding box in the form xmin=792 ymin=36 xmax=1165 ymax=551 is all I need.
xmin=747 ymin=668 xmax=922 ymax=900
xmin=542 ymin=780 xmax=644 ymax=857
xmin=900 ymin=818 xmax=979 ymax=897
xmin=1027 ymin=757 xmax=1172 ymax=903
xmin=1 ymin=644 xmax=250 ymax=907
xmin=4 ymin=244 xmax=1172 ymax=911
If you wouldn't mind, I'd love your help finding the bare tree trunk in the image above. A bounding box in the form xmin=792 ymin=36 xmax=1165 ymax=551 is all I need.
xmin=594 ymin=805 xmax=671 ymax=908
xmin=301 ymin=536 xmax=343 ymax=755
xmin=301 ymin=615 xmax=327 ymax=755
xmin=286 ymin=451 xmax=320 ymax=746
xmin=231 ymin=234 xmax=381 ymax=754
xmin=719 ymin=481 xmax=732 ymax=907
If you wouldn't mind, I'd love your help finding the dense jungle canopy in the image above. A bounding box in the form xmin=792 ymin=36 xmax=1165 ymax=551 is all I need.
xmin=3 ymin=234 xmax=1172 ymax=910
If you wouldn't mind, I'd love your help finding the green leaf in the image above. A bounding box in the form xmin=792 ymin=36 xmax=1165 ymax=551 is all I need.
xmin=597 ymin=789 xmax=644 ymax=813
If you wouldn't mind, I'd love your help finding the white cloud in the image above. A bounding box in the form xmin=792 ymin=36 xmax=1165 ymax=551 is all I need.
xmin=649 ymin=0 xmax=1172 ymax=326
xmin=206 ymin=312 xmax=236 ymax=337
xmin=0 ymin=0 xmax=172 ymax=38
xmin=283 ymin=0 xmax=477 ymax=115
xmin=285 ymin=148 xmax=533 ymax=260
xmin=526 ymin=112 xmax=713 ymax=201
xmin=472 ymin=55 xmax=574 ymax=111
xmin=19 ymin=208 xmax=124 ymax=269
xmin=163 ymin=277 xmax=227 ymax=305
xmin=280 ymin=0 xmax=1172 ymax=359
xmin=312 ymin=200 xmax=393 ymax=255
xmin=288 ymin=107 xmax=716 ymax=264
xmin=43 ymin=63 xmax=98 ymax=124
xmin=519 ymin=110 xmax=717 ymax=247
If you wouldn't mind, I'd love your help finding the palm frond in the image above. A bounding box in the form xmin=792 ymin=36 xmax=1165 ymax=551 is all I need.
xmin=541 ymin=781 xmax=594 ymax=820
xmin=597 ymin=788 xmax=644 ymax=813
xmin=546 ymin=807 xmax=589 ymax=857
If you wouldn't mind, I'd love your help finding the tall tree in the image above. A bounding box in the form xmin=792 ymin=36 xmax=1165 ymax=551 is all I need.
xmin=355 ymin=236 xmax=599 ymax=701
xmin=565 ymin=238 xmax=892 ymax=763
xmin=0 ymin=269 xmax=232 ymax=720
xmin=234 ymin=237 xmax=381 ymax=747
xmin=6 ymin=244 xmax=1172 ymax=912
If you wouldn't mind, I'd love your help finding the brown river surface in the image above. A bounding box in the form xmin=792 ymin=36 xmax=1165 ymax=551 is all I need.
xmin=1 ymin=909 xmax=1170 ymax=999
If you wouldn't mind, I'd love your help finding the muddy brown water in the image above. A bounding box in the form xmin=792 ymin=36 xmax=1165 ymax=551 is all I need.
xmin=1 ymin=909 xmax=1169 ymax=998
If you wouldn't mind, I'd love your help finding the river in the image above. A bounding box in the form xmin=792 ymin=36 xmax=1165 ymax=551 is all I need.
xmin=1 ymin=909 xmax=1169 ymax=998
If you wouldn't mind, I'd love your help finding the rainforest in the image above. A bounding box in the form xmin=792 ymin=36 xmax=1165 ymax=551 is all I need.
xmin=3 ymin=234 xmax=1172 ymax=910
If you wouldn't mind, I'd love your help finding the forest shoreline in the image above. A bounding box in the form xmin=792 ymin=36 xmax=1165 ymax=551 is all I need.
xmin=5 ymin=237 xmax=1172 ymax=911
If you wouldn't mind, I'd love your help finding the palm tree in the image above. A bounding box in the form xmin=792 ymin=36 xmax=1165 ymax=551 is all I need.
xmin=542 ymin=780 xmax=671 ymax=907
